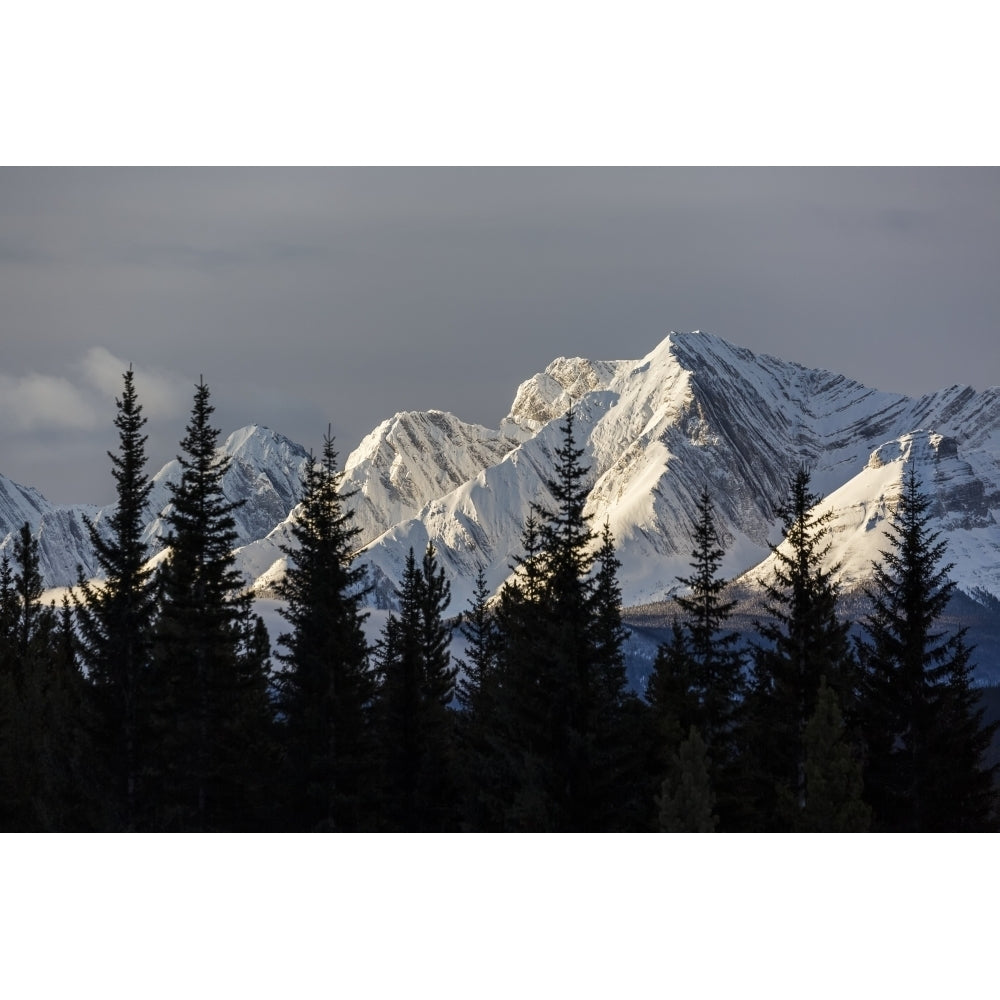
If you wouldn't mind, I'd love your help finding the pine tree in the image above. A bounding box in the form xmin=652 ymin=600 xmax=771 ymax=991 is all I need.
xmin=658 ymin=726 xmax=718 ymax=833
xmin=147 ymin=378 xmax=274 ymax=831
xmin=0 ymin=526 xmax=98 ymax=830
xmin=455 ymin=565 xmax=506 ymax=829
xmin=673 ymin=488 xmax=745 ymax=750
xmin=859 ymin=465 xmax=998 ymax=831
xmin=748 ymin=467 xmax=858 ymax=829
xmin=73 ymin=366 xmax=157 ymax=829
xmin=644 ymin=622 xmax=701 ymax=829
xmin=590 ymin=522 xmax=630 ymax=702
xmin=489 ymin=408 xmax=633 ymax=830
xmin=372 ymin=544 xmax=458 ymax=830
xmin=795 ymin=677 xmax=870 ymax=832
xmin=418 ymin=542 xmax=458 ymax=711
xmin=647 ymin=621 xmax=698 ymax=747
xmin=415 ymin=542 xmax=459 ymax=826
xmin=588 ymin=520 xmax=643 ymax=827
xmin=275 ymin=429 xmax=374 ymax=831
xmin=456 ymin=565 xmax=498 ymax=717
xmin=655 ymin=487 xmax=748 ymax=827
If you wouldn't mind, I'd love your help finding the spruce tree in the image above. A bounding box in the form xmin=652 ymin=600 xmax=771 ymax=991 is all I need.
xmin=490 ymin=408 xmax=632 ymax=830
xmin=655 ymin=487 xmax=747 ymax=828
xmin=73 ymin=365 xmax=157 ymax=829
xmin=0 ymin=526 xmax=98 ymax=830
xmin=859 ymin=465 xmax=998 ymax=831
xmin=657 ymin=726 xmax=718 ymax=833
xmin=795 ymin=676 xmax=870 ymax=832
xmin=588 ymin=520 xmax=643 ymax=827
xmin=456 ymin=565 xmax=498 ymax=717
xmin=644 ymin=622 xmax=703 ymax=830
xmin=646 ymin=621 xmax=698 ymax=753
xmin=275 ymin=429 xmax=374 ymax=831
xmin=748 ymin=467 xmax=858 ymax=829
xmin=455 ymin=565 xmax=507 ymax=830
xmin=372 ymin=544 xmax=458 ymax=830
xmin=590 ymin=522 xmax=630 ymax=703
xmin=418 ymin=542 xmax=458 ymax=711
xmin=147 ymin=378 xmax=274 ymax=831
xmin=673 ymin=488 xmax=745 ymax=750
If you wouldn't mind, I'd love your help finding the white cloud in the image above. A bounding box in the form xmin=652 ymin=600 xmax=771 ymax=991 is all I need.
xmin=0 ymin=347 xmax=190 ymax=435
xmin=79 ymin=346 xmax=189 ymax=420
xmin=0 ymin=370 xmax=101 ymax=431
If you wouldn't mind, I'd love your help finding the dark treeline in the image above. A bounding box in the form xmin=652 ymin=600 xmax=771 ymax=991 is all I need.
xmin=1 ymin=372 xmax=996 ymax=831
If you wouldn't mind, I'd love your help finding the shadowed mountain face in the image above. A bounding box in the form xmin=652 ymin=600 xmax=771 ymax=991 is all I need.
xmin=4 ymin=333 xmax=1000 ymax=644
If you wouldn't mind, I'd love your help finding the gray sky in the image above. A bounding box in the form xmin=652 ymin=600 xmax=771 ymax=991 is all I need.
xmin=2 ymin=167 xmax=999 ymax=505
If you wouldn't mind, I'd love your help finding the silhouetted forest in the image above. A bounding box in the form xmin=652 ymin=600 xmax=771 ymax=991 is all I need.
xmin=1 ymin=371 xmax=996 ymax=831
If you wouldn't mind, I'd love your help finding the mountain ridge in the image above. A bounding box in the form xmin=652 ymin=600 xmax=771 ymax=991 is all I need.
xmin=4 ymin=332 xmax=999 ymax=652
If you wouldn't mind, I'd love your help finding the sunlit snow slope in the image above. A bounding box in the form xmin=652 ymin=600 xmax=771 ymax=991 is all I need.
xmin=4 ymin=332 xmax=999 ymax=622
xmin=350 ymin=332 xmax=1000 ymax=613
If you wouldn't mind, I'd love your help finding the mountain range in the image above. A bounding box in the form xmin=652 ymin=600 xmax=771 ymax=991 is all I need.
xmin=4 ymin=331 xmax=999 ymax=674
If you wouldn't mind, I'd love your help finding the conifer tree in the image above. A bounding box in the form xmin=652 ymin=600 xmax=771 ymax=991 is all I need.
xmin=0 ymin=526 xmax=98 ymax=830
xmin=859 ymin=465 xmax=998 ymax=831
xmin=588 ymin=520 xmax=643 ymax=827
xmin=490 ymin=408 xmax=632 ymax=830
xmin=0 ymin=547 xmax=29 ymax=827
xmin=658 ymin=726 xmax=718 ymax=833
xmin=673 ymin=488 xmax=745 ymax=750
xmin=73 ymin=366 xmax=157 ymax=829
xmin=646 ymin=621 xmax=698 ymax=753
xmin=795 ymin=677 xmax=870 ymax=832
xmin=147 ymin=378 xmax=274 ymax=831
xmin=373 ymin=544 xmax=458 ymax=830
xmin=455 ymin=565 xmax=507 ymax=829
xmin=275 ymin=429 xmax=374 ymax=831
xmin=644 ymin=621 xmax=706 ymax=830
xmin=748 ymin=467 xmax=858 ymax=829
xmin=418 ymin=542 xmax=458 ymax=711
xmin=590 ymin=522 xmax=630 ymax=700
xmin=456 ymin=565 xmax=498 ymax=717
xmin=654 ymin=487 xmax=748 ymax=827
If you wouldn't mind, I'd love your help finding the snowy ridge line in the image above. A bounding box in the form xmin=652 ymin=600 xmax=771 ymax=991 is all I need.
xmin=3 ymin=331 xmax=999 ymax=618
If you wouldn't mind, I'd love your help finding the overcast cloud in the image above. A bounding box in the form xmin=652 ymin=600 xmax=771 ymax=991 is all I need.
xmin=1 ymin=167 xmax=998 ymax=505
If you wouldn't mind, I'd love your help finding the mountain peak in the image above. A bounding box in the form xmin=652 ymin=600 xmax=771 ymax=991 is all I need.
xmin=503 ymin=355 xmax=623 ymax=432
xmin=6 ymin=331 xmax=1000 ymax=626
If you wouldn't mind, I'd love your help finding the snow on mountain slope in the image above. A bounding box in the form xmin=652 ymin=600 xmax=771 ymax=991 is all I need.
xmin=0 ymin=425 xmax=312 ymax=588
xmin=0 ymin=473 xmax=106 ymax=583
xmin=741 ymin=430 xmax=1000 ymax=599
xmin=0 ymin=474 xmax=50 ymax=533
xmin=343 ymin=410 xmax=522 ymax=543
xmin=351 ymin=332 xmax=1000 ymax=614
xmin=501 ymin=355 xmax=624 ymax=434
xmin=236 ymin=410 xmax=522 ymax=594
xmin=140 ymin=425 xmax=312 ymax=552
xmin=5 ymin=331 xmax=999 ymax=617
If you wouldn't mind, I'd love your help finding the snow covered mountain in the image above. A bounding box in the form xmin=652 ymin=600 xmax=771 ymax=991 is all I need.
xmin=237 ymin=409 xmax=521 ymax=594
xmin=4 ymin=332 xmax=1000 ymax=635
xmin=741 ymin=429 xmax=1000 ymax=601
xmin=349 ymin=332 xmax=1000 ymax=613
xmin=0 ymin=425 xmax=313 ymax=587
